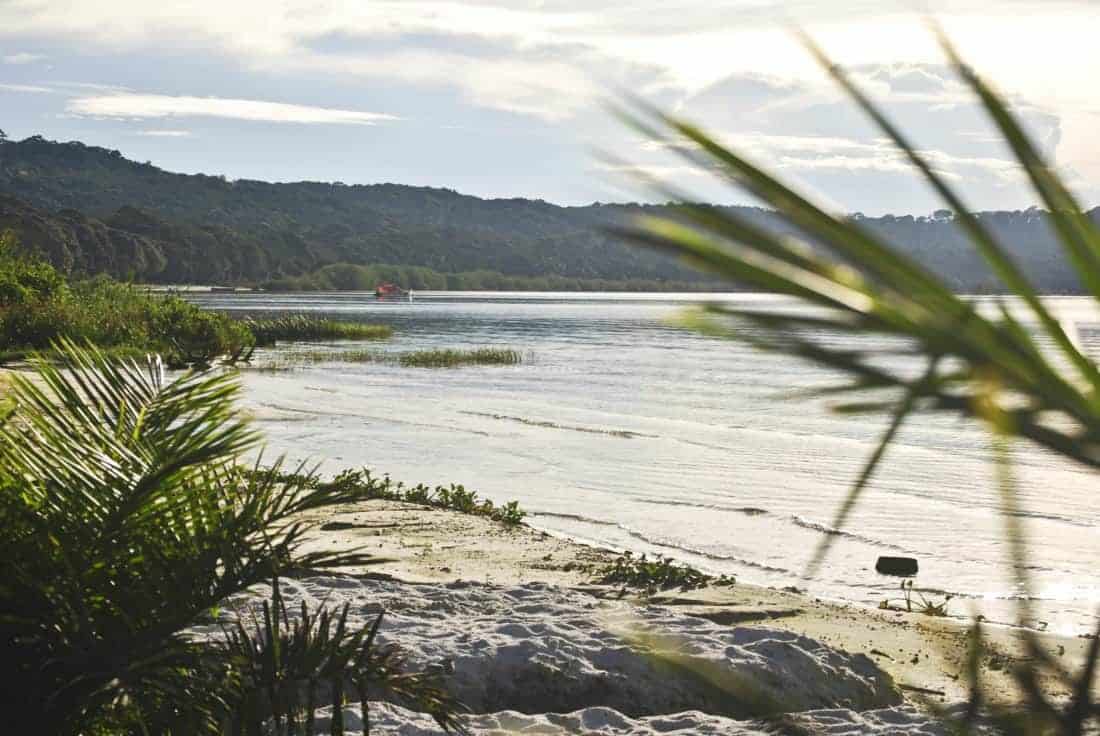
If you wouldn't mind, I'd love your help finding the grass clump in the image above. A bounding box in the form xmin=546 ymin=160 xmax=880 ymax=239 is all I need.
xmin=398 ymin=347 xmax=523 ymax=368
xmin=593 ymin=552 xmax=735 ymax=595
xmin=244 ymin=315 xmax=392 ymax=346
xmin=248 ymin=346 xmax=527 ymax=373
xmin=221 ymin=576 xmax=467 ymax=736
xmin=253 ymin=349 xmax=387 ymax=372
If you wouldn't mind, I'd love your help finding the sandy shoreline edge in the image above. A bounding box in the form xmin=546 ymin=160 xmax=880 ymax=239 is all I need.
xmin=296 ymin=498 xmax=1095 ymax=712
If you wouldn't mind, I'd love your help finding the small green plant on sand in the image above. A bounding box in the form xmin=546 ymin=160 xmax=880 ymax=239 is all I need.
xmin=272 ymin=467 xmax=527 ymax=527
xmin=221 ymin=576 xmax=467 ymax=736
xmin=593 ymin=552 xmax=735 ymax=595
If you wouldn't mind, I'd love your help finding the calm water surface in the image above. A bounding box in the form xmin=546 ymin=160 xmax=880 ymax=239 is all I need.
xmin=189 ymin=291 xmax=1100 ymax=634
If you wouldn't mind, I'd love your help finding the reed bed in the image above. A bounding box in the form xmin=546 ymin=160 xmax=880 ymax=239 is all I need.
xmin=243 ymin=315 xmax=393 ymax=346
xmin=251 ymin=346 xmax=526 ymax=372
xmin=398 ymin=347 xmax=524 ymax=368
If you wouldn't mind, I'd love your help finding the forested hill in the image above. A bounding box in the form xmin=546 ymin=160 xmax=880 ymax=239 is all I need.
xmin=0 ymin=134 xmax=1091 ymax=292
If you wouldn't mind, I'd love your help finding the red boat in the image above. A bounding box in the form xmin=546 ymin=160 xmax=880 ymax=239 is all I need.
xmin=375 ymin=282 xmax=408 ymax=298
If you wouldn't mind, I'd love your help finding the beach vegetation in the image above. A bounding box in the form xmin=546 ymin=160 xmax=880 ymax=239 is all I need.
xmin=618 ymin=25 xmax=1100 ymax=733
xmin=220 ymin=576 xmax=467 ymax=736
xmin=0 ymin=339 xmax=466 ymax=734
xmin=273 ymin=468 xmax=527 ymax=526
xmin=593 ymin=552 xmax=735 ymax=595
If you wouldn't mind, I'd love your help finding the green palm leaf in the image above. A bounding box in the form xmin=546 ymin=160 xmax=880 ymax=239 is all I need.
xmin=0 ymin=339 xmax=384 ymax=733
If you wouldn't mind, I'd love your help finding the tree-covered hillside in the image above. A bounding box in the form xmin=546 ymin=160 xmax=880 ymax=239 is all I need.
xmin=0 ymin=134 xmax=1089 ymax=291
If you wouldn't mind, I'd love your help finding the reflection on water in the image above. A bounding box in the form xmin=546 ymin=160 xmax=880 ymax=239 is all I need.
xmin=189 ymin=291 xmax=1100 ymax=634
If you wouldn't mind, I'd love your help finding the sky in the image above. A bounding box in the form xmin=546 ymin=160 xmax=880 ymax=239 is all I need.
xmin=0 ymin=0 xmax=1098 ymax=214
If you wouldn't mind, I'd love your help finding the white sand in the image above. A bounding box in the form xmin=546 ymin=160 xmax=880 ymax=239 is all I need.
xmin=183 ymin=498 xmax=1088 ymax=732
xmin=312 ymin=701 xmax=965 ymax=735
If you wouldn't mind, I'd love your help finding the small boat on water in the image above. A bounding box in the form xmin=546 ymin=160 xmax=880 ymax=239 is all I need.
xmin=375 ymin=282 xmax=410 ymax=299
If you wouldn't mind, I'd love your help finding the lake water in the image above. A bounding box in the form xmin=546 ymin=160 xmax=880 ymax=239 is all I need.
xmin=188 ymin=291 xmax=1100 ymax=635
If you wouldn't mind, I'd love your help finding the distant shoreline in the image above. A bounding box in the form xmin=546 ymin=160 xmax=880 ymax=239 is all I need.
xmin=162 ymin=285 xmax=1088 ymax=296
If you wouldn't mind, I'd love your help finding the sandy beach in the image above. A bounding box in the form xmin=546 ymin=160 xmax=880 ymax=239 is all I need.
xmin=284 ymin=498 xmax=1096 ymax=731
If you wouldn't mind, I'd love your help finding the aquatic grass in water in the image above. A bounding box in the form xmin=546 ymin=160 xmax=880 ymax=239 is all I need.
xmin=247 ymin=346 xmax=527 ymax=372
xmin=259 ymin=349 xmax=387 ymax=371
xmin=398 ymin=347 xmax=524 ymax=368
xmin=244 ymin=315 xmax=392 ymax=346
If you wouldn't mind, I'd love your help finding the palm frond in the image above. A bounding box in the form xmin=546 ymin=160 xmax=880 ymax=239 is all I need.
xmin=615 ymin=26 xmax=1100 ymax=734
xmin=0 ymin=340 xmax=389 ymax=733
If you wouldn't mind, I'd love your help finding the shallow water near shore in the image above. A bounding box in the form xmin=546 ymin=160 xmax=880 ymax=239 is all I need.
xmin=190 ymin=290 xmax=1100 ymax=636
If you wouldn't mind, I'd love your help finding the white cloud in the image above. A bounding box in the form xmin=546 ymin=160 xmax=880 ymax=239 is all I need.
xmin=65 ymin=93 xmax=399 ymax=125
xmin=0 ymin=82 xmax=53 ymax=93
xmin=0 ymin=0 xmax=1095 ymax=209
xmin=593 ymin=162 xmax=705 ymax=179
xmin=0 ymin=1 xmax=1094 ymax=126
xmin=136 ymin=129 xmax=192 ymax=137
xmin=2 ymin=52 xmax=45 ymax=64
xmin=290 ymin=48 xmax=601 ymax=122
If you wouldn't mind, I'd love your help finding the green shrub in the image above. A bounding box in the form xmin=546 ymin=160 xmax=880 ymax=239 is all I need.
xmin=0 ymin=237 xmax=253 ymax=367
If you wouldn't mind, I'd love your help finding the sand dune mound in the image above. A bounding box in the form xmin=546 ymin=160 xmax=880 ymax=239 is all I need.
xmin=203 ymin=575 xmax=902 ymax=720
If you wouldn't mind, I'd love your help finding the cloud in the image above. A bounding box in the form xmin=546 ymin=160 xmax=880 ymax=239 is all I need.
xmin=0 ymin=82 xmax=53 ymax=93
xmin=2 ymin=52 xmax=45 ymax=64
xmin=0 ymin=0 xmax=1093 ymax=210
xmin=618 ymin=63 xmax=1050 ymax=210
xmin=136 ymin=129 xmax=192 ymax=137
xmin=65 ymin=93 xmax=399 ymax=125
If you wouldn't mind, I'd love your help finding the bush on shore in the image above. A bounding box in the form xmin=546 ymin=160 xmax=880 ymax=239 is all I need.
xmin=0 ymin=231 xmax=251 ymax=367
xmin=0 ymin=232 xmax=393 ymax=367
